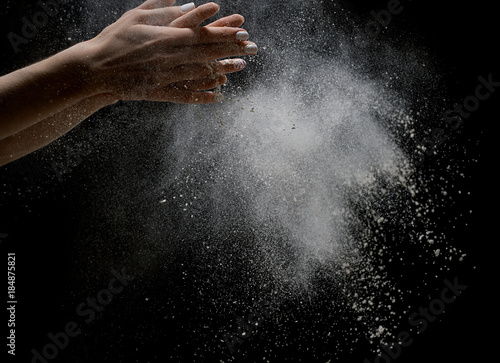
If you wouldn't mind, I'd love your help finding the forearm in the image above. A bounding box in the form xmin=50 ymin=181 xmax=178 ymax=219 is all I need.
xmin=0 ymin=93 xmax=116 ymax=166
xmin=0 ymin=42 xmax=98 ymax=140
xmin=0 ymin=1 xmax=256 ymax=163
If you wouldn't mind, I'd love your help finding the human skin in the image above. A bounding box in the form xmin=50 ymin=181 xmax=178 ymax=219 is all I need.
xmin=0 ymin=0 xmax=257 ymax=166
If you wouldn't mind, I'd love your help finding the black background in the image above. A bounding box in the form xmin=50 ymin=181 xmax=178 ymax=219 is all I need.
xmin=1 ymin=0 xmax=498 ymax=362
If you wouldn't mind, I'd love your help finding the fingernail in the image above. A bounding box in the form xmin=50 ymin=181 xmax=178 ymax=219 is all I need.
xmin=181 ymin=2 xmax=195 ymax=12
xmin=244 ymin=44 xmax=258 ymax=54
xmin=235 ymin=31 xmax=249 ymax=41
xmin=232 ymin=59 xmax=246 ymax=70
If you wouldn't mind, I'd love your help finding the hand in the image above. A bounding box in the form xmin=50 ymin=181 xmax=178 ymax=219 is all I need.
xmin=81 ymin=0 xmax=258 ymax=104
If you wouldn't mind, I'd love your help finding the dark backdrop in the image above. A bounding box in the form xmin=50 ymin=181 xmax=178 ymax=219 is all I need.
xmin=1 ymin=1 xmax=498 ymax=362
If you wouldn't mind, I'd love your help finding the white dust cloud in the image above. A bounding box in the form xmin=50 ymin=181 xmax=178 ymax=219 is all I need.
xmin=60 ymin=0 xmax=470 ymax=359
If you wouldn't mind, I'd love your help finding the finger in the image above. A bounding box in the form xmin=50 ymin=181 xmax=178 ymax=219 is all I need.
xmin=137 ymin=3 xmax=200 ymax=26
xmin=112 ymin=77 xmax=223 ymax=103
xmin=169 ymin=2 xmax=220 ymax=28
xmin=137 ymin=0 xmax=176 ymax=10
xmin=135 ymin=7 xmax=183 ymax=26
xmin=213 ymin=58 xmax=247 ymax=74
xmin=174 ymin=74 xmax=227 ymax=91
xmin=167 ymin=59 xmax=247 ymax=82
xmin=173 ymin=42 xmax=258 ymax=65
xmin=206 ymin=14 xmax=245 ymax=28
xmin=146 ymin=26 xmax=250 ymax=47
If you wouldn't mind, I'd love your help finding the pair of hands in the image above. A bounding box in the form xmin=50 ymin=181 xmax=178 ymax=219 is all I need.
xmin=82 ymin=0 xmax=257 ymax=104
xmin=0 ymin=0 xmax=257 ymax=165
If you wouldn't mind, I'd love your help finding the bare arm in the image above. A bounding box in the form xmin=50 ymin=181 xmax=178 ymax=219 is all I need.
xmin=0 ymin=1 xmax=257 ymax=165
xmin=0 ymin=45 xmax=95 ymax=140
xmin=0 ymin=94 xmax=117 ymax=166
xmin=0 ymin=62 xmax=236 ymax=166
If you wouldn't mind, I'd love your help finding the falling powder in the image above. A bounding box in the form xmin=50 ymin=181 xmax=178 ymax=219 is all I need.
xmin=53 ymin=0 xmax=474 ymax=361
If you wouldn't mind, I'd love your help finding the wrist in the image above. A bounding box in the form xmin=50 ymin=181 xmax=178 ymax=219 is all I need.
xmin=51 ymin=40 xmax=108 ymax=98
